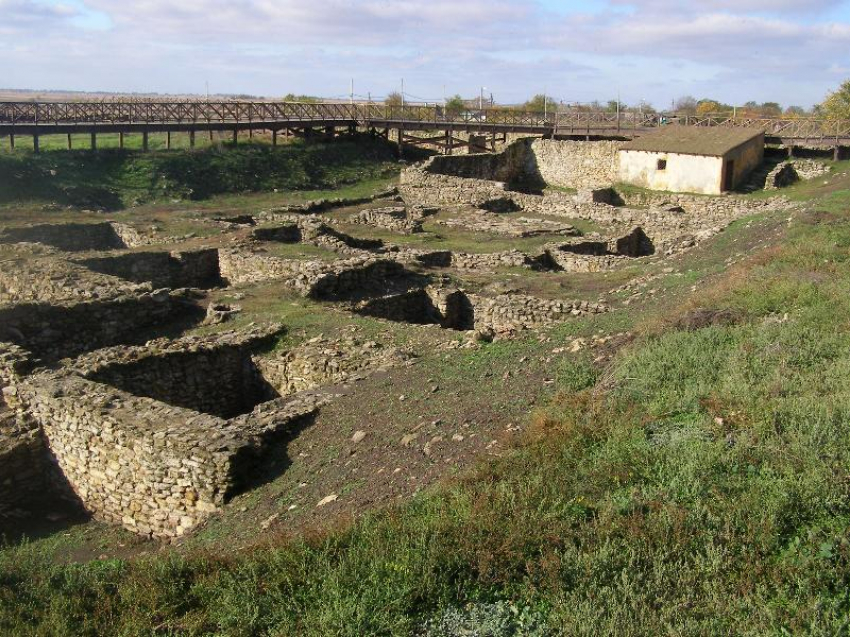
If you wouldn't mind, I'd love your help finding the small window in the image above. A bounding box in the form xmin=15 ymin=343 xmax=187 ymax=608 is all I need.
xmin=657 ymin=159 xmax=667 ymax=170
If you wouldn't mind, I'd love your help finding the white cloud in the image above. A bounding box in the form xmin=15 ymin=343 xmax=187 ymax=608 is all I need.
xmin=1 ymin=0 xmax=848 ymax=107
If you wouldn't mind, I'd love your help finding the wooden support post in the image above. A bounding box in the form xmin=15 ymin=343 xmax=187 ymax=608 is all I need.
xmin=90 ymin=132 xmax=97 ymax=151
xmin=67 ymin=134 xmax=72 ymax=150
xmin=787 ymin=145 xmax=794 ymax=159
xmin=209 ymin=130 xmax=214 ymax=142
xmin=33 ymin=135 xmax=39 ymax=154
xmin=166 ymin=131 xmax=171 ymax=150
xmin=325 ymin=126 xmax=334 ymax=140
xmin=9 ymin=134 xmax=14 ymax=151
xmin=142 ymin=131 xmax=149 ymax=152
xmin=189 ymin=131 xmax=195 ymax=148
xmin=232 ymin=128 xmax=238 ymax=144
xmin=834 ymin=146 xmax=841 ymax=162
xmin=445 ymin=130 xmax=452 ymax=155
xmin=249 ymin=128 xmax=254 ymax=139
xmin=398 ymin=127 xmax=404 ymax=158
xmin=272 ymin=129 xmax=278 ymax=146
xmin=119 ymin=132 xmax=124 ymax=149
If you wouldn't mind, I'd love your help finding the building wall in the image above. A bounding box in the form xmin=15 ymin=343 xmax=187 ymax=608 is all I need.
xmin=618 ymin=151 xmax=725 ymax=195
xmin=724 ymin=136 xmax=765 ymax=190
xmin=618 ymin=136 xmax=764 ymax=195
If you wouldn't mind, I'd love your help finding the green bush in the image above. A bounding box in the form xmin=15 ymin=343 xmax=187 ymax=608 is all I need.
xmin=0 ymin=136 xmax=398 ymax=211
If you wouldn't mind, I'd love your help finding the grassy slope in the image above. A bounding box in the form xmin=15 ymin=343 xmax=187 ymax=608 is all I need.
xmin=4 ymin=175 xmax=850 ymax=635
xmin=0 ymin=136 xmax=400 ymax=211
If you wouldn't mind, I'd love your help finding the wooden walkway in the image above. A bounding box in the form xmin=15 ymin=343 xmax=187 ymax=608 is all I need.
xmin=1 ymin=101 xmax=849 ymax=155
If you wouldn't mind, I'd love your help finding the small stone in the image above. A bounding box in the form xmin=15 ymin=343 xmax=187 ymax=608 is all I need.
xmin=351 ymin=430 xmax=367 ymax=444
xmin=317 ymin=494 xmax=338 ymax=507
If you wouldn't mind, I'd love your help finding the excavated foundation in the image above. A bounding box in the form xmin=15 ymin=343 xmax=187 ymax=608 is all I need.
xmin=0 ymin=290 xmax=205 ymax=362
xmin=0 ymin=222 xmax=128 ymax=252
xmin=76 ymin=249 xmax=223 ymax=289
xmin=85 ymin=346 xmax=280 ymax=419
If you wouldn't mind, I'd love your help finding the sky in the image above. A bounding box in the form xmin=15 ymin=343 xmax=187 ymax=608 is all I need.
xmin=2 ymin=0 xmax=850 ymax=108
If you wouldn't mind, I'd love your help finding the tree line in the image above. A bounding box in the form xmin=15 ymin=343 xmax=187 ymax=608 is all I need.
xmin=283 ymin=82 xmax=850 ymax=120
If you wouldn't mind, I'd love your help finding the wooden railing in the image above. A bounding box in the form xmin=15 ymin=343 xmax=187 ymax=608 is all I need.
xmin=1 ymin=101 xmax=848 ymax=142
xmin=0 ymin=101 xmax=658 ymax=128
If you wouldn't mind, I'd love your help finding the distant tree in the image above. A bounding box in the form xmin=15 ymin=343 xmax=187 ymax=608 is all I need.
xmin=524 ymin=94 xmax=558 ymax=113
xmin=605 ymin=99 xmax=624 ymax=113
xmin=821 ymin=80 xmax=850 ymax=120
xmin=696 ymin=100 xmax=722 ymax=115
xmin=444 ymin=94 xmax=465 ymax=114
xmin=385 ymin=92 xmax=403 ymax=107
xmin=283 ymin=93 xmax=319 ymax=103
xmin=674 ymin=95 xmax=698 ymax=114
xmin=784 ymin=105 xmax=807 ymax=117
xmin=760 ymin=102 xmax=782 ymax=117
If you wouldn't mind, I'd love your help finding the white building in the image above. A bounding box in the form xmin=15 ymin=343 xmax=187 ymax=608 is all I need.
xmin=618 ymin=127 xmax=765 ymax=195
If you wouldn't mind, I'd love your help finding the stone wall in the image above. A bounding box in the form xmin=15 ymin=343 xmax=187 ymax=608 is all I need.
xmin=219 ymin=251 xmax=420 ymax=300
xmin=308 ymin=259 xmax=415 ymax=301
xmin=434 ymin=213 xmax=578 ymax=238
xmin=470 ymin=293 xmax=608 ymax=334
xmin=527 ymin=139 xmax=622 ymax=189
xmin=77 ymin=249 xmax=223 ymax=290
xmin=0 ymin=222 xmax=128 ymax=252
xmin=218 ymin=248 xmax=304 ymax=286
xmin=399 ymin=169 xmax=509 ymax=207
xmin=251 ymin=224 xmax=302 ymax=243
xmin=19 ymin=372 xmax=233 ymax=537
xmin=765 ymin=159 xmax=831 ymax=189
xmin=400 ymin=139 xmax=624 ymax=206
xmin=255 ymin=336 xmax=410 ymax=396
xmin=0 ymin=246 xmax=146 ymax=304
xmin=354 ymin=290 xmax=443 ymax=325
xmin=84 ymin=343 xmax=277 ymax=419
xmin=0 ymin=415 xmax=49 ymax=514
xmin=350 ymin=207 xmax=424 ymax=234
xmin=351 ymin=286 xmax=608 ymax=335
xmin=14 ymin=326 xmax=327 ymax=538
xmin=422 ymin=138 xmax=530 ymax=182
xmin=0 ymin=289 xmax=204 ymax=362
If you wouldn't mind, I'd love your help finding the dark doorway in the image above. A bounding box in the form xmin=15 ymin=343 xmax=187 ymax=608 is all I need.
xmin=723 ymin=160 xmax=735 ymax=191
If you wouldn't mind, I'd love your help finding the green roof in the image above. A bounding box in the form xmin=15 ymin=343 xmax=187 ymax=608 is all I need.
xmin=620 ymin=126 xmax=764 ymax=157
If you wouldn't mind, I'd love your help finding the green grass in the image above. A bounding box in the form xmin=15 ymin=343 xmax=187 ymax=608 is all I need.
xmin=0 ymin=131 xmax=262 ymax=153
xmin=4 ymin=168 xmax=850 ymax=635
xmin=0 ymin=135 xmax=400 ymax=211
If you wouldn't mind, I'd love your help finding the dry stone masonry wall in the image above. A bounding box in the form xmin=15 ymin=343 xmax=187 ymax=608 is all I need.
xmin=527 ymin=139 xmax=622 ymax=189
xmin=0 ymin=289 xmax=205 ymax=362
xmin=76 ymin=249 xmax=223 ymax=290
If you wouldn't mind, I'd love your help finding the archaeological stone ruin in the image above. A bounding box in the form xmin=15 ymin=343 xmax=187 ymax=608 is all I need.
xmin=0 ymin=133 xmax=819 ymax=540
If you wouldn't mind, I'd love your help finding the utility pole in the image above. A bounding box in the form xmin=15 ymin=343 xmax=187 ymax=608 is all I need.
xmin=480 ymin=86 xmax=484 ymax=110
xmin=401 ymin=78 xmax=405 ymax=107
xmin=350 ymin=79 xmax=354 ymax=105
xmin=617 ymin=90 xmax=621 ymax=132
xmin=544 ymin=89 xmax=548 ymax=119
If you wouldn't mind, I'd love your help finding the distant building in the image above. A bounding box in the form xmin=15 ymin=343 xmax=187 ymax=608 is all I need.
xmin=618 ymin=127 xmax=764 ymax=195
